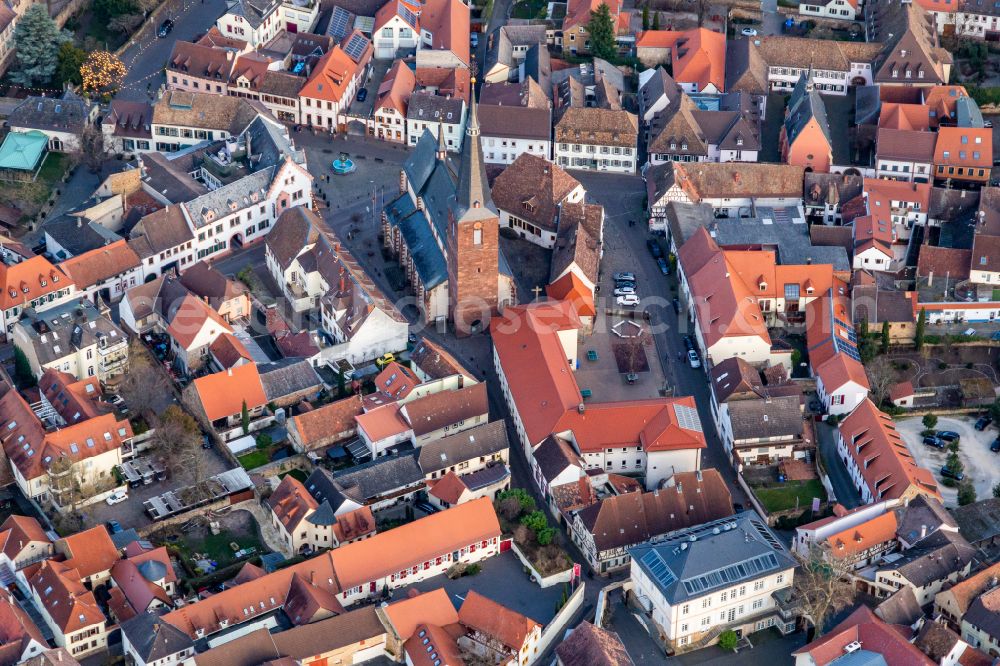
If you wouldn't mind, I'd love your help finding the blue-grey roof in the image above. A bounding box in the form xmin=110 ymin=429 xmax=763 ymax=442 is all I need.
xmin=329 ymin=449 xmax=424 ymax=503
xmin=384 ymin=194 xmax=448 ymax=289
xmin=629 ymin=512 xmax=796 ymax=605
xmin=403 ymin=130 xmax=439 ymax=195
xmin=185 ymin=166 xmax=275 ymax=229
xmin=261 ymin=552 xmax=286 ymax=572
xmin=306 ymin=500 xmax=337 ymax=526
xmin=244 ymin=116 xmax=306 ymax=167
xmin=423 ymin=160 xmax=458 ymax=244
xmin=784 ymin=74 xmax=831 ymax=147
xmin=709 ymin=213 xmax=851 ymax=272
xmin=956 ymin=96 xmax=985 ymax=128
xmin=832 ymin=650 xmax=889 ymax=666
xmin=498 ymin=248 xmax=514 ymax=278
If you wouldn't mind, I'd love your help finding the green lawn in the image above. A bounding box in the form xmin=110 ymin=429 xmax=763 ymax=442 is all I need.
xmin=237 ymin=450 xmax=270 ymax=470
xmin=511 ymin=0 xmax=545 ymax=18
xmin=279 ymin=469 xmax=308 ymax=483
xmin=753 ymin=479 xmax=826 ymax=514
xmin=176 ymin=530 xmax=263 ymax=571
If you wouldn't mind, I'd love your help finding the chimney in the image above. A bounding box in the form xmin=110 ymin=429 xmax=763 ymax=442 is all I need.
xmin=227 ymin=368 xmax=233 ymax=377
xmin=696 ymin=470 xmax=702 ymax=482
xmin=920 ymin=524 xmax=927 ymax=539
xmin=733 ymin=171 xmax=741 ymax=184
xmin=577 ymin=402 xmax=585 ymax=414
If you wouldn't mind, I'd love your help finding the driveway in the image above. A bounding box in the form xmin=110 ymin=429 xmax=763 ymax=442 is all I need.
xmin=399 ymin=551 xmax=566 ymax=625
xmin=815 ymin=422 xmax=862 ymax=509
xmin=896 ymin=415 xmax=999 ymax=506
xmin=115 ymin=0 xmax=230 ymax=101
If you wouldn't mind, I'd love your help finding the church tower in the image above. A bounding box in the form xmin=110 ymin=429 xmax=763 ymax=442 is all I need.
xmin=447 ymin=78 xmax=500 ymax=336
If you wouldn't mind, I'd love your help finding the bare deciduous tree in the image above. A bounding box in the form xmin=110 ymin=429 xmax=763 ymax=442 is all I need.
xmin=866 ymin=355 xmax=895 ymax=407
xmin=118 ymin=340 xmax=169 ymax=420
xmin=793 ymin=546 xmax=858 ymax=636
xmin=152 ymin=405 xmax=205 ymax=485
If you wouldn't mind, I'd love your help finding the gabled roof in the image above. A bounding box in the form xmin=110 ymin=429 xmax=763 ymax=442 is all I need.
xmin=268 ymin=475 xmax=319 ymax=533
xmin=120 ymin=612 xmax=194 ymax=663
xmin=578 ymin=470 xmax=733 ymax=551
xmin=191 ymin=363 xmax=267 ymax=421
xmin=491 ymin=154 xmax=581 ymax=232
xmin=838 ymin=398 xmax=940 ymax=502
xmin=0 ymin=256 xmax=70 ymax=310
xmin=824 ymin=511 xmax=897 ymax=560
xmin=165 ymin=293 xmax=232 ymax=350
xmin=556 ymin=622 xmax=634 ymax=666
xmin=299 ymin=45 xmax=369 ymax=104
xmin=57 ymin=240 xmax=140 ymax=289
xmin=57 ymin=526 xmax=120 ymax=579
xmin=933 ymin=127 xmax=993 ymax=168
xmin=0 ymin=515 xmax=51 ymax=562
xmin=792 ymin=605 xmax=934 ymax=666
xmin=458 ymin=590 xmax=539 ymax=651
xmin=287 ymin=394 xmax=362 ymax=450
xmin=0 ymin=591 xmax=45 ymax=664
xmin=375 ymin=59 xmax=415 ymax=117
xmin=28 ymin=560 xmax=105 ymax=634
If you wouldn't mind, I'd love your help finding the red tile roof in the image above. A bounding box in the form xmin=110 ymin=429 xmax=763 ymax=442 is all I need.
xmin=0 ymin=515 xmax=51 ymax=562
xmin=419 ymin=0 xmax=470 ymax=65
xmin=375 ymin=60 xmax=415 ymax=116
xmin=839 ymin=399 xmax=940 ymax=502
xmin=57 ymin=240 xmax=140 ymax=290
xmin=163 ymin=500 xmax=499 ymax=638
xmin=0 ymin=385 xmax=133 ymax=481
xmin=0 ymin=591 xmax=45 ymax=664
xmin=209 ymin=333 xmax=252 ymax=369
xmin=546 ymin=272 xmax=596 ymax=318
xmin=28 ymin=560 xmax=105 ymax=633
xmin=268 ymin=476 xmax=318 ymax=533
xmin=564 ymin=0 xmax=622 ymax=33
xmin=934 ymin=127 xmax=993 ymax=168
xmin=458 ymin=590 xmax=539 ymax=651
xmin=553 ymin=397 xmax=706 ymax=454
xmin=825 ymin=511 xmax=898 ymax=560
xmin=793 ymin=605 xmax=934 ymax=666
xmin=57 ymin=526 xmax=121 ymax=580
xmin=0 ymin=256 xmax=71 ymax=310
xmin=192 ymin=364 xmax=267 ymax=422
xmin=384 ymin=588 xmax=458 ymax=641
xmin=166 ymin=293 xmax=232 ymax=351
xmin=878 ymin=103 xmax=932 ymax=131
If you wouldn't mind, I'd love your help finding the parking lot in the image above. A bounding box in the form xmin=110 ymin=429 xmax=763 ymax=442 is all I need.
xmin=896 ymin=415 xmax=999 ymax=506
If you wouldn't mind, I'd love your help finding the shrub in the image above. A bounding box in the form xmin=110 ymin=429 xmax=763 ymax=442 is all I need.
xmin=958 ymin=480 xmax=977 ymax=506
xmin=497 ymin=488 xmax=536 ymax=515
xmin=520 ymin=511 xmax=548 ymax=533
xmin=922 ymin=413 xmax=938 ymax=430
xmin=718 ymin=630 xmax=739 ymax=652
xmin=255 ymin=434 xmax=272 ymax=449
xmin=464 ymin=563 xmax=481 ymax=576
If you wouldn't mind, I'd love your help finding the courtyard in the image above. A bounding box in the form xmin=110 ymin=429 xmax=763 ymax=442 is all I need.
xmin=896 ymin=415 xmax=999 ymax=507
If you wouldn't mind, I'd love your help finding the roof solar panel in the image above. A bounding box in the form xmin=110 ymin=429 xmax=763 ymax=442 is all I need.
xmin=327 ymin=6 xmax=351 ymax=40
xmin=674 ymin=404 xmax=703 ymax=433
xmin=344 ymin=33 xmax=369 ymax=62
xmin=398 ymin=2 xmax=418 ymax=27
xmin=641 ymin=550 xmax=677 ymax=588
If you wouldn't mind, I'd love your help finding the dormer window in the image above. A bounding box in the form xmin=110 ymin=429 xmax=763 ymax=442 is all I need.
xmin=681 ymin=142 xmax=688 ymax=150
xmin=736 ymin=138 xmax=743 ymax=146
xmin=40 ymin=279 xmax=46 ymax=287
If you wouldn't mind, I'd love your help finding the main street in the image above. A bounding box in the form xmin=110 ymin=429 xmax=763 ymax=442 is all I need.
xmin=115 ymin=0 xmax=229 ymax=102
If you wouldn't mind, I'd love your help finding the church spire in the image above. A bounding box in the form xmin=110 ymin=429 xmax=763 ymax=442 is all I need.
xmin=452 ymin=65 xmax=495 ymax=221
xmin=436 ymin=120 xmax=447 ymax=159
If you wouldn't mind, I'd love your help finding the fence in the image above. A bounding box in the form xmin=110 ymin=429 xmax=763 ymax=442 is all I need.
xmin=509 ymin=541 xmax=574 ymax=588
xmin=595 ymin=580 xmax=628 ymax=628
xmin=532 ymin=582 xmax=586 ymax=664
xmin=245 ymin=453 xmax=311 ymax=478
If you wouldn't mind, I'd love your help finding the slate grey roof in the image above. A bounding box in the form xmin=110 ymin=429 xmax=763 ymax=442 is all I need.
xmin=708 ymin=214 xmax=851 ymax=272
xmin=881 ymin=529 xmax=974 ymax=588
xmin=384 ymin=193 xmax=447 ymax=289
xmin=304 ymin=467 xmax=348 ymax=512
xmin=522 ymin=44 xmax=551 ymax=97
xmin=855 ymin=85 xmax=882 ymax=126
xmin=417 ymin=420 xmax=509 ymax=475
xmin=183 ymin=167 xmax=275 ymax=229
xmin=406 ymin=92 xmax=465 ymax=125
xmin=9 ymin=94 xmax=90 ymax=134
xmin=784 ymin=74 xmax=831 ymax=148
xmin=533 ymin=435 xmax=581 ymax=483
xmin=329 ymin=449 xmax=424 ymax=504
xmin=964 ymin=588 xmax=1000 ymax=642
xmin=951 ymin=498 xmax=1000 ymax=545
xmin=873 ymin=586 xmax=922 ymax=627
xmin=259 ymin=359 xmax=323 ymax=402
xmin=243 ymin=116 xmax=306 ymax=167
xmin=804 ymin=173 xmax=864 ymax=209
xmin=928 ymin=187 xmax=979 ymax=223
xmin=136 ymin=152 xmax=208 ymax=203
xmin=639 ymin=68 xmax=678 ymax=118
xmin=403 ymin=129 xmax=440 ymax=196
xmin=16 ymin=300 xmax=126 ymax=367
xmin=120 ymin=612 xmax=194 ymax=662
xmin=727 ymin=395 xmax=803 ymax=443
xmin=629 ymin=511 xmax=796 ymax=605
xmin=305 ymin=500 xmax=337 ymax=526
xmin=45 ymin=216 xmax=122 ymax=259
xmin=224 ymin=0 xmax=276 ymax=29
xmin=460 ymin=462 xmax=510 ymax=491
xmin=894 ymin=494 xmax=957 ymax=545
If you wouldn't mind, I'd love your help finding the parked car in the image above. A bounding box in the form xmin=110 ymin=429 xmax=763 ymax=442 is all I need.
xmin=470 ymin=32 xmax=479 ymax=47
xmin=614 ymin=272 xmax=636 ymax=282
xmin=647 ymin=239 xmax=663 ymax=259
xmin=975 ymin=415 xmax=992 ymax=431
xmin=617 ymin=294 xmax=640 ymax=307
xmin=375 ymin=353 xmax=396 ymax=368
xmin=202 ymin=434 xmax=213 ymax=449
xmin=940 ymin=466 xmax=965 ymax=481
xmin=992 ymin=437 xmax=1000 ymax=452
xmin=683 ymin=335 xmax=695 ymax=351
xmin=414 ymin=500 xmax=438 ymax=514
xmin=106 ymin=491 xmax=128 ymax=506
xmin=106 ymin=520 xmax=123 ymax=534
xmin=672 ymin=298 xmax=681 ymax=314
xmin=158 ymin=18 xmax=174 ymax=37
xmin=615 ymin=280 xmax=637 ymax=290
xmin=740 ymin=27 xmax=758 ymax=36
xmin=356 ymin=88 xmax=368 ymax=102
xmin=687 ymin=349 xmax=701 ymax=368
xmin=614 ymin=286 xmax=636 ymax=297
xmin=936 ymin=430 xmax=960 ymax=442
xmin=922 ymin=436 xmax=945 ymax=449
xmin=656 ymin=257 xmax=669 ymax=276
